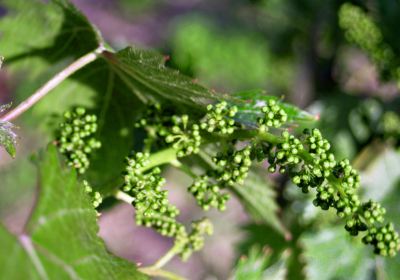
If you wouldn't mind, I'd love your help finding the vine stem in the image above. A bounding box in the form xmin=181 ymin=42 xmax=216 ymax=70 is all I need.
xmin=115 ymin=190 xmax=185 ymax=279
xmin=115 ymin=190 xmax=134 ymax=204
xmin=0 ymin=46 xmax=105 ymax=122
xmin=138 ymin=267 xmax=187 ymax=280
xmin=149 ymin=243 xmax=181 ymax=269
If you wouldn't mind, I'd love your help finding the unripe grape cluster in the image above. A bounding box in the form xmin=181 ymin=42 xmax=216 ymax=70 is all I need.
xmin=201 ymin=101 xmax=237 ymax=134
xmin=83 ymin=180 xmax=103 ymax=208
xmin=176 ymin=218 xmax=213 ymax=261
xmin=164 ymin=115 xmax=201 ymax=157
xmin=362 ymin=223 xmax=400 ymax=257
xmin=257 ymin=99 xmax=288 ymax=131
xmin=267 ymin=130 xmax=303 ymax=174
xmin=119 ymin=99 xmax=399 ymax=258
xmin=123 ymin=152 xmax=184 ymax=237
xmin=188 ymin=175 xmax=230 ymax=211
xmin=136 ymin=105 xmax=201 ymax=157
xmin=122 ymin=151 xmax=214 ymax=259
xmin=58 ymin=107 xmax=101 ymax=174
xmin=261 ymin=123 xmax=398 ymax=255
xmin=213 ymin=146 xmax=253 ymax=186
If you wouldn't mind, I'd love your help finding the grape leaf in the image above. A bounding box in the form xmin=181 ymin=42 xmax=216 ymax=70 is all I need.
xmin=230 ymin=170 xmax=287 ymax=236
xmin=0 ymin=0 xmax=102 ymax=68
xmin=231 ymin=246 xmax=289 ymax=280
xmin=0 ymin=145 xmax=146 ymax=279
xmin=0 ymin=226 xmax=39 ymax=279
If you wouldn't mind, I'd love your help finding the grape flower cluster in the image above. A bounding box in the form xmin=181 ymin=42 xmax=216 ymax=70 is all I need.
xmin=200 ymin=101 xmax=237 ymax=134
xmin=175 ymin=218 xmax=213 ymax=261
xmin=57 ymin=107 xmax=101 ymax=174
xmin=123 ymin=152 xmax=184 ymax=237
xmin=121 ymin=151 xmax=214 ymax=259
xmin=83 ymin=180 xmax=103 ymax=208
xmin=121 ymin=99 xmax=399 ymax=259
xmin=256 ymin=103 xmax=399 ymax=256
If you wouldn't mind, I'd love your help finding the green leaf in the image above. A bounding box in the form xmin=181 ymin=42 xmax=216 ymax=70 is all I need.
xmin=232 ymin=246 xmax=289 ymax=280
xmin=230 ymin=170 xmax=287 ymax=236
xmin=105 ymin=47 xmax=222 ymax=108
xmin=231 ymin=90 xmax=317 ymax=127
xmin=0 ymin=146 xmax=147 ymax=279
xmin=357 ymin=145 xmax=400 ymax=201
xmin=0 ymin=104 xmax=17 ymax=158
xmin=0 ymin=0 xmax=102 ymax=66
xmin=301 ymin=226 xmax=373 ymax=280
xmin=0 ymin=226 xmax=39 ymax=279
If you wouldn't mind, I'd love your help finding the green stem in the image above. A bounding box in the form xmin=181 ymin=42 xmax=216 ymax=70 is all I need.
xmin=150 ymin=243 xmax=181 ymax=269
xmin=115 ymin=190 xmax=134 ymax=204
xmin=1 ymin=46 xmax=105 ymax=122
xmin=138 ymin=267 xmax=187 ymax=280
xmin=142 ymin=147 xmax=179 ymax=172
xmin=172 ymin=160 xmax=197 ymax=179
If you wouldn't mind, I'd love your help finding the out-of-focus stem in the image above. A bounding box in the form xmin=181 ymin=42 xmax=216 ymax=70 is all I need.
xmin=0 ymin=46 xmax=105 ymax=122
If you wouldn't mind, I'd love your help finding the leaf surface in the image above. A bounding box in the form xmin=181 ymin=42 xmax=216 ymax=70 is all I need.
xmin=0 ymin=146 xmax=146 ymax=279
xmin=230 ymin=171 xmax=287 ymax=236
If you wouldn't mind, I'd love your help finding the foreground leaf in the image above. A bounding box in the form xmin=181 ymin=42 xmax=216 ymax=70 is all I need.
xmin=0 ymin=146 xmax=146 ymax=279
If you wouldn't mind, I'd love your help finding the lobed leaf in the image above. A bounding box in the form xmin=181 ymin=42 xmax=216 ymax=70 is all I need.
xmin=0 ymin=146 xmax=146 ymax=279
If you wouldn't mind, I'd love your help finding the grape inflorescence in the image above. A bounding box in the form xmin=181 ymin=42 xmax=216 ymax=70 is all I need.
xmin=57 ymin=107 xmax=101 ymax=174
xmin=58 ymin=100 xmax=399 ymax=259
xmin=127 ymin=100 xmax=399 ymax=257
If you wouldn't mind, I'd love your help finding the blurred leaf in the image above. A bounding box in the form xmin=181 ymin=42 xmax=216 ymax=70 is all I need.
xmin=230 ymin=171 xmax=287 ymax=236
xmin=301 ymin=226 xmax=373 ymax=280
xmin=358 ymin=145 xmax=400 ymax=201
xmin=171 ymin=18 xmax=291 ymax=92
xmin=0 ymin=145 xmax=146 ymax=279
xmin=232 ymin=246 xmax=289 ymax=280
xmin=338 ymin=3 xmax=398 ymax=80
xmin=231 ymin=90 xmax=317 ymax=127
